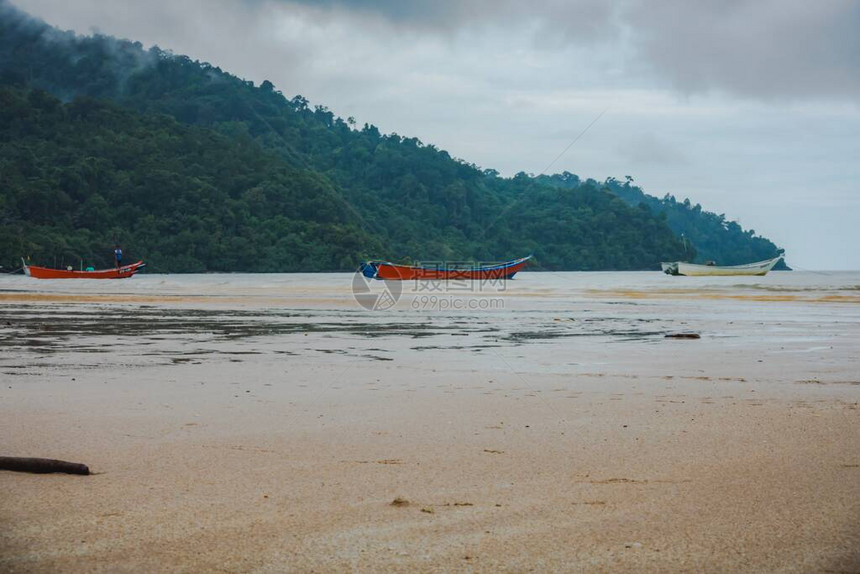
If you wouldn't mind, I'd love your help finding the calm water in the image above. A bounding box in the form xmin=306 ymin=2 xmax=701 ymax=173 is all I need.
xmin=1 ymin=271 xmax=858 ymax=384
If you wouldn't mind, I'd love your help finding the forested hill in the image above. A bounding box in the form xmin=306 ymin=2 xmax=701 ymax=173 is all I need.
xmin=0 ymin=1 xmax=780 ymax=272
xmin=538 ymin=173 xmax=786 ymax=268
xmin=0 ymin=86 xmax=380 ymax=271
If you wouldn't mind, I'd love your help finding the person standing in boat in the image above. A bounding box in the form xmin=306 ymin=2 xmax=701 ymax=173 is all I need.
xmin=114 ymin=245 xmax=123 ymax=269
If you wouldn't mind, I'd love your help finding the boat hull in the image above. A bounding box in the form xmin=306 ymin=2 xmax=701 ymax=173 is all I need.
xmin=661 ymin=256 xmax=782 ymax=277
xmin=361 ymin=256 xmax=532 ymax=281
xmin=24 ymin=261 xmax=146 ymax=279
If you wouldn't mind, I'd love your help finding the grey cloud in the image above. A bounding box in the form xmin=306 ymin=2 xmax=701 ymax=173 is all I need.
xmin=285 ymin=0 xmax=620 ymax=42
xmin=286 ymin=0 xmax=481 ymax=26
xmin=624 ymin=0 xmax=860 ymax=101
xmin=281 ymin=0 xmax=860 ymax=100
xmin=19 ymin=0 xmax=858 ymax=100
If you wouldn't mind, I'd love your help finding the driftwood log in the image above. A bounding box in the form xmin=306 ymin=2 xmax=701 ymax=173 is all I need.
xmin=0 ymin=457 xmax=90 ymax=475
xmin=665 ymin=333 xmax=701 ymax=339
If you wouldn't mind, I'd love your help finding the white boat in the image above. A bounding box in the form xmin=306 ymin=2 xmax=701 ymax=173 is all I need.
xmin=661 ymin=255 xmax=783 ymax=276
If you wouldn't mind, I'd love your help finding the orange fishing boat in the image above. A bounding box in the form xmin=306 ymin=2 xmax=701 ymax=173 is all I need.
xmin=23 ymin=259 xmax=146 ymax=279
xmin=360 ymin=255 xmax=531 ymax=281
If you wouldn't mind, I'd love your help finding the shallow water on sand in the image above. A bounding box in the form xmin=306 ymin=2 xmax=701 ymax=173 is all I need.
xmin=2 ymin=269 xmax=859 ymax=303
xmin=1 ymin=271 xmax=858 ymax=384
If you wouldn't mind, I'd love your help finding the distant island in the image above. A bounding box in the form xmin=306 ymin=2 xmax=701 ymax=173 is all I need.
xmin=0 ymin=1 xmax=785 ymax=273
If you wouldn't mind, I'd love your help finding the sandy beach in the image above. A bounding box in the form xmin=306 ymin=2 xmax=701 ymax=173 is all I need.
xmin=1 ymin=271 xmax=858 ymax=572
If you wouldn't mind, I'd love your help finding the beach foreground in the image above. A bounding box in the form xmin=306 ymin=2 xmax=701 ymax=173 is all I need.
xmin=1 ymin=272 xmax=858 ymax=572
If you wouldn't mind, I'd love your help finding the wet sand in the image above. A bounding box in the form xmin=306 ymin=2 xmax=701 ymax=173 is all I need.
xmin=1 ymin=272 xmax=858 ymax=572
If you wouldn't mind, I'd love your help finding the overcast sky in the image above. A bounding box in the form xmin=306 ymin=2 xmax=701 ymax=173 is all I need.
xmin=13 ymin=0 xmax=860 ymax=269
